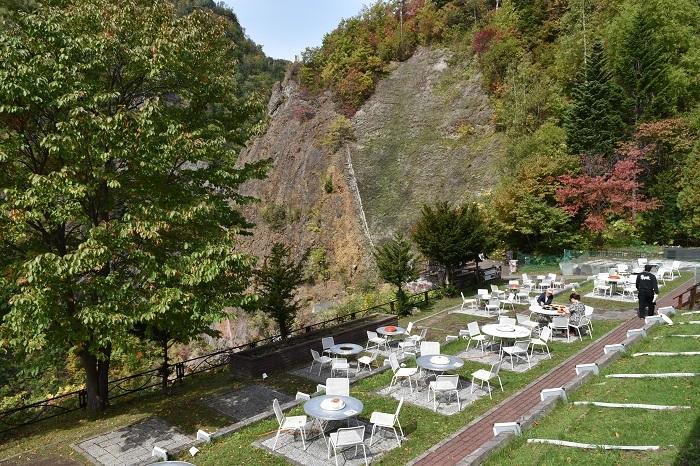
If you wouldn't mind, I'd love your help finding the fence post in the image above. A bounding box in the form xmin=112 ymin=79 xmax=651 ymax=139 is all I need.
xmin=389 ymin=301 xmax=395 ymax=313
xmin=79 ymin=389 xmax=87 ymax=409
xmin=423 ymin=291 xmax=429 ymax=302
xmin=690 ymin=286 xmax=697 ymax=310
xmin=677 ymin=293 xmax=684 ymax=310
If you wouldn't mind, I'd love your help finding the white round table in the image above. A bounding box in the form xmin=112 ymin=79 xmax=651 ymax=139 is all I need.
xmin=416 ymin=355 xmax=464 ymax=372
xmin=303 ymin=395 xmax=364 ymax=441
xmin=531 ymin=308 xmax=564 ymax=317
xmin=329 ymin=343 xmax=364 ymax=357
xmin=481 ymin=324 xmax=531 ymax=340
xmin=377 ymin=326 xmax=406 ymax=337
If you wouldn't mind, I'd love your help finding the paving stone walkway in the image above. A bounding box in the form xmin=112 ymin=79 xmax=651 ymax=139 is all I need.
xmin=203 ymin=384 xmax=292 ymax=421
xmin=258 ymin=419 xmax=399 ymax=465
xmin=411 ymin=286 xmax=690 ymax=466
xmin=378 ymin=377 xmax=486 ymax=416
xmin=74 ymin=417 xmax=193 ymax=466
xmin=458 ymin=348 xmax=550 ymax=373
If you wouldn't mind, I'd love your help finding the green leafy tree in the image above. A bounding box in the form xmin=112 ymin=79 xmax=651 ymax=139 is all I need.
xmin=0 ymin=0 xmax=265 ymax=412
xmin=411 ymin=201 xmax=490 ymax=285
xmin=254 ymin=243 xmax=307 ymax=339
xmin=565 ymin=42 xmax=628 ymax=157
xmin=373 ymin=234 xmax=418 ymax=315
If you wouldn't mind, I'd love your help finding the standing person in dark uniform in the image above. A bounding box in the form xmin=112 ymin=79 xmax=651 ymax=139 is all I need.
xmin=636 ymin=265 xmax=659 ymax=318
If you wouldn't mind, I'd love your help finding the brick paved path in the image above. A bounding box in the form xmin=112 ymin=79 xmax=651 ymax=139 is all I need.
xmin=412 ymin=282 xmax=693 ymax=466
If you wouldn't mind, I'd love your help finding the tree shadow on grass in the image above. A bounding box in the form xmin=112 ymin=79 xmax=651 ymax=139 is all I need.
xmin=674 ymin=410 xmax=700 ymax=465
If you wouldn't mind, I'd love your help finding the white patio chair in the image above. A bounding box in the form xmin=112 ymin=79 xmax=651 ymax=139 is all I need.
xmin=389 ymin=353 xmax=417 ymax=393
xmin=638 ymin=258 xmax=648 ymax=267
xmin=500 ymin=340 xmax=531 ymax=370
xmin=428 ymin=374 xmax=461 ymax=412
xmin=516 ymin=288 xmax=530 ymax=303
xmin=508 ymin=279 xmax=520 ymax=290
xmin=516 ymin=313 xmax=539 ymax=332
xmin=295 ymin=391 xmax=311 ymax=401
xmin=549 ymin=316 xmax=571 ymax=342
xmin=521 ymin=273 xmax=535 ymax=290
xmin=460 ymin=321 xmax=488 ymax=353
xmin=309 ymin=349 xmax=332 ymax=375
xmin=584 ymin=305 xmax=594 ymax=334
xmin=485 ymin=297 xmax=500 ymax=316
xmin=331 ymin=358 xmax=350 ymax=377
xmin=366 ymin=330 xmax=388 ymax=352
xmin=498 ymin=316 xmax=516 ymax=327
xmin=322 ymin=336 xmax=335 ymax=357
xmin=420 ymin=341 xmax=440 ymax=356
xmin=328 ymin=425 xmax=368 ymax=466
xmin=617 ymin=263 xmax=629 ymax=275
xmin=671 ymin=260 xmax=681 ymax=278
xmin=656 ymin=267 xmax=671 ymax=284
xmin=471 ymin=361 xmax=503 ymax=399
xmin=326 ymin=377 xmax=350 ymax=397
xmin=529 ymin=326 xmax=551 ymax=358
xmin=370 ymin=397 xmax=404 ymax=447
xmin=273 ymin=398 xmax=307 ymax=451
xmin=356 ymin=351 xmax=378 ymax=375
xmin=570 ymin=315 xmax=592 ymax=341
xmin=476 ymin=288 xmax=490 ymax=307
xmin=460 ymin=292 xmax=477 ymax=311
xmin=622 ymin=280 xmax=637 ymax=300
xmin=501 ymin=293 xmax=516 ymax=311
xmin=399 ymin=327 xmax=426 ymax=355
xmin=594 ymin=280 xmax=611 ymax=297
xmin=490 ymin=284 xmax=506 ymax=299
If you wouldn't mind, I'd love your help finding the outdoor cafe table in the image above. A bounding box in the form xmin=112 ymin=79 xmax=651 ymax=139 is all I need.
xmin=377 ymin=325 xmax=406 ymax=350
xmin=329 ymin=343 xmax=364 ymax=358
xmin=303 ymin=395 xmax=364 ymax=441
xmin=481 ymin=324 xmax=532 ymax=352
xmin=416 ymin=355 xmax=464 ymax=373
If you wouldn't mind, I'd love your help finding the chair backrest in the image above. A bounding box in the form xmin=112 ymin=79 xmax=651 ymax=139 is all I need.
xmin=490 ymin=284 xmax=499 ymax=293
xmin=419 ymin=327 xmax=428 ymax=339
xmin=499 ymin=316 xmax=515 ymax=326
xmin=597 ymin=272 xmax=608 ymax=281
xmin=516 ymin=313 xmax=529 ymax=324
xmin=295 ymin=391 xmax=310 ymax=401
xmin=420 ymin=341 xmax=440 ymax=356
xmin=333 ymin=426 xmax=365 ymax=447
xmin=618 ymin=263 xmax=628 ymax=272
xmin=584 ymin=305 xmax=594 ymax=317
xmin=367 ymin=330 xmax=378 ymax=340
xmin=272 ymin=398 xmax=284 ymax=425
xmin=461 ymin=291 xmax=466 ymax=301
xmin=394 ymin=397 xmax=404 ymax=420
xmin=509 ymin=279 xmax=519 ymax=286
xmin=672 ymin=260 xmax=680 ymax=268
xmin=490 ymin=361 xmax=502 ymax=375
xmin=638 ymin=258 xmax=648 ymax=266
xmin=406 ymin=321 xmax=414 ymax=335
xmin=322 ymin=336 xmax=334 ymax=350
xmin=310 ymin=349 xmax=321 ymax=361
xmin=477 ymin=288 xmax=489 ymax=296
xmin=548 ymin=273 xmax=556 ymax=280
xmin=515 ymin=340 xmax=529 ymax=351
xmin=551 ymin=316 xmax=569 ymax=328
xmin=507 ymin=292 xmax=516 ymax=302
xmin=539 ymin=326 xmax=552 ymax=342
xmin=488 ymin=297 xmax=500 ymax=306
xmin=467 ymin=321 xmax=480 ymax=337
xmin=326 ymin=378 xmax=349 ymax=396
xmin=436 ymin=374 xmax=459 ymax=389
xmin=522 ymin=273 xmax=529 ymax=280
xmin=389 ymin=353 xmax=400 ymax=372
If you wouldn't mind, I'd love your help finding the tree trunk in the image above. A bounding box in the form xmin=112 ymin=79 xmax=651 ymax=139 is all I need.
xmin=79 ymin=345 xmax=111 ymax=413
xmin=474 ymin=257 xmax=481 ymax=285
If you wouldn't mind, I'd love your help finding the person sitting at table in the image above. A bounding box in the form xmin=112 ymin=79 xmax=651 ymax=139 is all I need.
xmin=566 ymin=292 xmax=585 ymax=326
xmin=536 ymin=288 xmax=554 ymax=307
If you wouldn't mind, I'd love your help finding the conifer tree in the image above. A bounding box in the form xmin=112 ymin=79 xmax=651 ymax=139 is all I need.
xmin=565 ymin=42 xmax=628 ymax=157
xmin=373 ymin=234 xmax=418 ymax=315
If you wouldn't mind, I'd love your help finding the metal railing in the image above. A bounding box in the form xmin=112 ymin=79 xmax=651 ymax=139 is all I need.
xmin=675 ymin=282 xmax=699 ymax=310
xmin=0 ymin=289 xmax=438 ymax=434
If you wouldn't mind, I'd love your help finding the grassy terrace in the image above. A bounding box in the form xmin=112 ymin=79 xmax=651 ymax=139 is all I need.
xmin=485 ymin=320 xmax=700 ymax=466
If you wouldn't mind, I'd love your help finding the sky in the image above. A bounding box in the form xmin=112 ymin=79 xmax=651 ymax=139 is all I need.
xmin=224 ymin=0 xmax=370 ymax=61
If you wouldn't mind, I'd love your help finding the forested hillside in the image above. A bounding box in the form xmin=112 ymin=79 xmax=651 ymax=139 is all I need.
xmin=296 ymin=0 xmax=700 ymax=253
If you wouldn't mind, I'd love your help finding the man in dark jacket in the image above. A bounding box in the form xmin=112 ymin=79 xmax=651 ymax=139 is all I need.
xmin=536 ymin=288 xmax=554 ymax=307
xmin=636 ymin=265 xmax=659 ymax=318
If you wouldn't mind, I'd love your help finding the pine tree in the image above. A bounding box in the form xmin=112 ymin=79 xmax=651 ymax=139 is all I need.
xmin=565 ymin=42 xmax=628 ymax=157
xmin=616 ymin=9 xmax=671 ymax=123
xmin=373 ymin=234 xmax=418 ymax=316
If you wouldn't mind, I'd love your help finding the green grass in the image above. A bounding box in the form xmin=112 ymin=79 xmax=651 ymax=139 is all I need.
xmin=189 ymin=320 xmax=623 ymax=465
xmin=484 ymin=323 xmax=700 ymax=466
xmin=552 ymin=272 xmax=694 ymax=311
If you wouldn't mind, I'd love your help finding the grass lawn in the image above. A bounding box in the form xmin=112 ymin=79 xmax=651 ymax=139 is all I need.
xmin=484 ymin=322 xmax=700 ymax=466
xmin=189 ymin=320 xmax=623 ymax=465
xmin=552 ymin=271 xmax=694 ymax=311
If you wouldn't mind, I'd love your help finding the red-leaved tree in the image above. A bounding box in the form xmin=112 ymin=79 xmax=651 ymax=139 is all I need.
xmin=556 ymin=145 xmax=659 ymax=232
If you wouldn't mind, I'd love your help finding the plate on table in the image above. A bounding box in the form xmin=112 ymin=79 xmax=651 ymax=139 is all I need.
xmin=385 ymin=326 xmax=398 ymax=332
xmin=496 ymin=325 xmax=515 ymax=332
xmin=321 ymin=398 xmax=346 ymax=411
xmin=430 ymin=355 xmax=450 ymax=365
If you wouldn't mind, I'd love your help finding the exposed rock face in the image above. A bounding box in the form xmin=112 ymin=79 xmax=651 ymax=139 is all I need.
xmin=235 ymin=46 xmax=504 ymax=303
xmin=350 ymin=46 xmax=505 ymax=242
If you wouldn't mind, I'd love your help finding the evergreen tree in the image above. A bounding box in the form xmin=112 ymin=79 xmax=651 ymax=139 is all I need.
xmin=254 ymin=244 xmax=307 ymax=339
xmin=616 ymin=8 xmax=671 ymax=123
xmin=565 ymin=42 xmax=628 ymax=157
xmin=411 ymin=201 xmax=490 ymax=286
xmin=373 ymin=234 xmax=418 ymax=316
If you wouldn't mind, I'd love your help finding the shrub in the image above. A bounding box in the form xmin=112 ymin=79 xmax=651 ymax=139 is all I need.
xmin=323 ymin=174 xmax=334 ymax=193
xmin=306 ymin=247 xmax=330 ymax=281
xmin=261 ymin=203 xmax=287 ymax=230
xmin=321 ymin=116 xmax=355 ymax=153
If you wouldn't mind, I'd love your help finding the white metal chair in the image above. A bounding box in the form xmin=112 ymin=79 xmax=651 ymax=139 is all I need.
xmin=309 ymin=349 xmax=332 ymax=375
xmin=389 ymin=353 xmax=417 ymax=393
xmin=295 ymin=391 xmax=311 ymax=401
xmin=622 ymin=280 xmax=637 ymax=300
xmin=516 ymin=313 xmax=539 ymax=332
xmin=322 ymin=336 xmax=335 ymax=357
xmin=501 ymin=293 xmax=517 ymax=311
xmin=370 ymin=397 xmax=404 ymax=447
xmin=460 ymin=321 xmax=488 ymax=353
xmin=326 ymin=377 xmax=350 ymax=397
xmin=549 ymin=273 xmax=563 ymax=289
xmin=420 ymin=341 xmax=440 ymax=356
xmin=471 ymin=361 xmax=503 ymax=399
xmin=584 ymin=305 xmax=594 ymax=334
xmin=476 ymin=288 xmax=490 ymax=307
xmin=570 ymin=315 xmax=591 ymax=341
xmin=500 ymin=340 xmax=531 ymax=369
xmin=490 ymin=284 xmax=506 ymax=299
xmin=356 ymin=351 xmax=378 ymax=375
xmin=549 ymin=316 xmax=571 ymax=342
xmin=671 ymin=260 xmax=681 ymax=278
xmin=617 ymin=263 xmax=629 ymax=275
xmin=638 ymin=258 xmax=648 ymax=267
xmin=486 ymin=297 xmax=500 ymax=316
xmin=366 ymin=330 xmax=388 ymax=352
xmin=521 ymin=273 xmax=535 ymax=290
xmin=594 ymin=280 xmax=611 ymax=297
xmin=516 ymin=288 xmax=530 ymax=303
xmin=428 ymin=374 xmax=461 ymax=412
xmin=331 ymin=358 xmax=350 ymax=377
xmin=327 ymin=425 xmax=368 ymax=466
xmin=273 ymin=398 xmax=307 ymax=451
xmin=529 ymin=326 xmax=551 ymax=358
xmin=460 ymin=292 xmax=477 ymax=311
